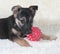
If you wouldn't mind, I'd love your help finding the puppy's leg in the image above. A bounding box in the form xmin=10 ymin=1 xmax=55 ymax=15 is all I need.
xmin=41 ymin=33 xmax=57 ymax=40
xmin=10 ymin=28 xmax=30 ymax=47
xmin=14 ymin=38 xmax=30 ymax=47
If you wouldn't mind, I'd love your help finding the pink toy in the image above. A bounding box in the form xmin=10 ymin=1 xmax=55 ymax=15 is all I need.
xmin=27 ymin=27 xmax=42 ymax=41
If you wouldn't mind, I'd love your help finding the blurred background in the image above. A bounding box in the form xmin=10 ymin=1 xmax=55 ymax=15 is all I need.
xmin=0 ymin=0 xmax=60 ymax=36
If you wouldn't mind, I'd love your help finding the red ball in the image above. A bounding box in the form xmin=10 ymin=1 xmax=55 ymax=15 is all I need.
xmin=27 ymin=27 xmax=42 ymax=41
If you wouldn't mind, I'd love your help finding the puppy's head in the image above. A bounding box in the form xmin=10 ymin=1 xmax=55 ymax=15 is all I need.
xmin=12 ymin=5 xmax=38 ymax=35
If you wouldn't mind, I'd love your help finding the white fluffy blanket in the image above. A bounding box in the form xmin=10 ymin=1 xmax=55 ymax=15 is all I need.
xmin=0 ymin=34 xmax=60 ymax=54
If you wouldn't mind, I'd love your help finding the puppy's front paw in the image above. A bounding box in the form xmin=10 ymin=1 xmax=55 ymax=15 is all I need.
xmin=49 ymin=36 xmax=57 ymax=40
xmin=20 ymin=42 xmax=31 ymax=47
xmin=19 ymin=38 xmax=31 ymax=47
xmin=14 ymin=38 xmax=31 ymax=47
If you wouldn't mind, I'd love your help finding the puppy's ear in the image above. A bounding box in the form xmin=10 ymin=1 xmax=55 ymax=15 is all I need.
xmin=29 ymin=6 xmax=38 ymax=10
xmin=29 ymin=5 xmax=38 ymax=15
xmin=11 ymin=5 xmax=21 ymax=14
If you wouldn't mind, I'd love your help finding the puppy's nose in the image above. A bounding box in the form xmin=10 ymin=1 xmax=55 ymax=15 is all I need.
xmin=26 ymin=31 xmax=31 ymax=34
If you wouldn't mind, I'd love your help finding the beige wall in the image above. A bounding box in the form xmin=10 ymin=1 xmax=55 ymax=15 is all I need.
xmin=0 ymin=0 xmax=60 ymax=26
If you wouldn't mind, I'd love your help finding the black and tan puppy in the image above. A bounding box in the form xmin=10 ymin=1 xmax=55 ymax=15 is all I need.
xmin=0 ymin=5 xmax=57 ymax=47
xmin=0 ymin=5 xmax=38 ymax=46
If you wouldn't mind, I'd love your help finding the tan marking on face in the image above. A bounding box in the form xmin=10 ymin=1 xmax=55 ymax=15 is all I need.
xmin=15 ymin=18 xmax=24 ymax=27
xmin=12 ymin=28 xmax=18 ymax=35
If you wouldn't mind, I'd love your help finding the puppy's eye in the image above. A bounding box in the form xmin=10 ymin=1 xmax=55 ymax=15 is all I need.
xmin=20 ymin=20 xmax=25 ymax=24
